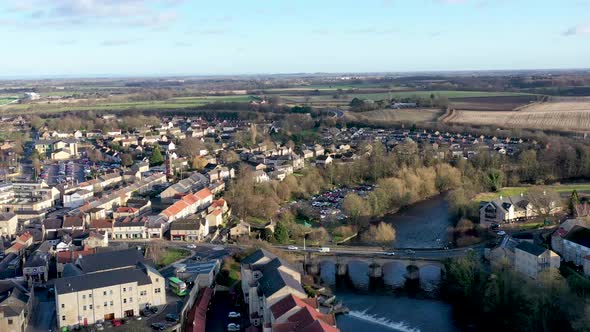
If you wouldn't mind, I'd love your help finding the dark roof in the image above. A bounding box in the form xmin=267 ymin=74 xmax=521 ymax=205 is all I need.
xmin=0 ymin=287 xmax=29 ymax=317
xmin=54 ymin=266 xmax=152 ymax=295
xmin=24 ymin=251 xmax=49 ymax=268
xmin=43 ymin=218 xmax=63 ymax=230
xmin=259 ymin=268 xmax=304 ymax=298
xmin=171 ymin=220 xmax=204 ymax=231
xmin=62 ymin=263 xmax=84 ymax=278
xmin=78 ymin=248 xmax=145 ymax=274
xmin=564 ymin=226 xmax=590 ymax=248
xmin=241 ymin=249 xmax=276 ymax=265
xmin=515 ymin=241 xmax=547 ymax=256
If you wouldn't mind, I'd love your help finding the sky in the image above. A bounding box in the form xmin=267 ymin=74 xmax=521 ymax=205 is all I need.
xmin=0 ymin=0 xmax=589 ymax=77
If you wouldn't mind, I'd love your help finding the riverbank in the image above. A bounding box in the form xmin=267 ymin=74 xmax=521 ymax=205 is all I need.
xmin=345 ymin=195 xmax=453 ymax=249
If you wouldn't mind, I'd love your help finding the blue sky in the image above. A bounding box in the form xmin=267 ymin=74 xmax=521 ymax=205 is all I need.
xmin=1 ymin=0 xmax=589 ymax=77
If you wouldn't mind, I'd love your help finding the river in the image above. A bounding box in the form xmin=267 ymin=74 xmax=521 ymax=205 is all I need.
xmin=332 ymin=196 xmax=460 ymax=332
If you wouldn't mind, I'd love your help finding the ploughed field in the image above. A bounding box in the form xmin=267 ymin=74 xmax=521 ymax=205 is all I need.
xmin=449 ymin=95 xmax=539 ymax=111
xmin=443 ymin=98 xmax=590 ymax=132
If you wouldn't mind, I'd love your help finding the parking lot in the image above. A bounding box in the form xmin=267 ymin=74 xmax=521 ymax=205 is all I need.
xmin=301 ymin=185 xmax=375 ymax=223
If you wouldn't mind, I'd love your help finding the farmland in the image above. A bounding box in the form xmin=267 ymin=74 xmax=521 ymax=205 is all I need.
xmin=344 ymin=108 xmax=443 ymax=126
xmin=0 ymin=95 xmax=257 ymax=115
xmin=443 ymin=99 xmax=590 ymax=132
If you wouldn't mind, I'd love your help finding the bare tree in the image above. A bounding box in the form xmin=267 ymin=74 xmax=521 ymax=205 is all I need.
xmin=527 ymin=186 xmax=561 ymax=220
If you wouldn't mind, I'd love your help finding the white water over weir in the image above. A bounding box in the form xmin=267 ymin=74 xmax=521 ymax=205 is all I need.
xmin=347 ymin=310 xmax=422 ymax=332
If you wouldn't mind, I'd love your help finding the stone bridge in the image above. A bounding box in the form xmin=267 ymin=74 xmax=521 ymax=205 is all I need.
xmin=301 ymin=253 xmax=446 ymax=286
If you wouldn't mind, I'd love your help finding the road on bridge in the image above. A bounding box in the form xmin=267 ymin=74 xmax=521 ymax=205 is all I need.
xmin=274 ymin=245 xmax=484 ymax=261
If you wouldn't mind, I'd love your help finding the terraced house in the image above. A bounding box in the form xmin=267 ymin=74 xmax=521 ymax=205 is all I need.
xmin=54 ymin=249 xmax=165 ymax=329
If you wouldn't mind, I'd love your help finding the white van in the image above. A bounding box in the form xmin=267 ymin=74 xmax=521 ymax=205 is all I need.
xmin=319 ymin=247 xmax=330 ymax=253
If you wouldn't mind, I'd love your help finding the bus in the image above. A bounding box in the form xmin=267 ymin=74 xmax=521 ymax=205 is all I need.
xmin=168 ymin=277 xmax=188 ymax=296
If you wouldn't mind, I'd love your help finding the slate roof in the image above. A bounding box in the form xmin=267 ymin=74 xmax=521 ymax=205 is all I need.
xmin=43 ymin=218 xmax=63 ymax=230
xmin=516 ymin=241 xmax=547 ymax=257
xmin=241 ymin=249 xmax=276 ymax=265
xmin=259 ymin=268 xmax=304 ymax=298
xmin=564 ymin=226 xmax=590 ymax=248
xmin=0 ymin=287 xmax=29 ymax=318
xmin=54 ymin=266 xmax=152 ymax=295
xmin=78 ymin=248 xmax=145 ymax=274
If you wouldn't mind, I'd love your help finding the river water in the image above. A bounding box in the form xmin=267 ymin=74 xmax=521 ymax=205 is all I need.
xmin=332 ymin=196 xmax=460 ymax=332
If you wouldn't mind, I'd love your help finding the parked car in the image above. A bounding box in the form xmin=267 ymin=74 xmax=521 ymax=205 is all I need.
xmin=227 ymin=323 xmax=241 ymax=332
xmin=228 ymin=312 xmax=241 ymax=318
xmin=112 ymin=319 xmax=123 ymax=327
xmin=151 ymin=322 xmax=165 ymax=331
xmin=384 ymin=251 xmax=395 ymax=256
xmin=149 ymin=306 xmax=159 ymax=314
xmin=287 ymin=246 xmax=298 ymax=251
xmin=96 ymin=323 xmax=104 ymax=331
xmin=405 ymin=249 xmax=415 ymax=255
xmin=497 ymin=230 xmax=506 ymax=236
xmin=165 ymin=313 xmax=179 ymax=322
xmin=187 ymin=244 xmax=197 ymax=249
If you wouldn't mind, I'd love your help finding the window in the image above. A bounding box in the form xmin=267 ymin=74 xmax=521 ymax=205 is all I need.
xmin=156 ymin=278 xmax=159 ymax=282
xmin=61 ymin=304 xmax=65 ymax=308
xmin=62 ymin=316 xmax=66 ymax=321
xmin=103 ymin=291 xmax=107 ymax=296
xmin=129 ymin=286 xmax=133 ymax=291
xmin=140 ymin=290 xmax=147 ymax=296
xmin=155 ymin=288 xmax=161 ymax=294
xmin=8 ymin=319 xmax=13 ymax=325
xmin=129 ymin=297 xmax=133 ymax=303
xmin=104 ymin=302 xmax=107 ymax=307
xmin=82 ymin=295 xmax=86 ymax=299
xmin=110 ymin=301 xmax=114 ymax=306
xmin=83 ymin=305 xmax=87 ymax=311
xmin=109 ymin=290 xmax=113 ymax=295
xmin=89 ymin=293 xmax=92 ymax=298
xmin=123 ymin=287 xmax=126 ymax=292
xmin=123 ymin=299 xmax=127 ymax=304
xmin=89 ymin=305 xmax=93 ymax=309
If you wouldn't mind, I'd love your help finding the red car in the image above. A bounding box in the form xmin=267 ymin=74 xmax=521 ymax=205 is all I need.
xmin=112 ymin=319 xmax=123 ymax=327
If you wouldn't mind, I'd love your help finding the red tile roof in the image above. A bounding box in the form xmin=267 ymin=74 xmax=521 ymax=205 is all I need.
xmin=182 ymin=193 xmax=199 ymax=206
xmin=89 ymin=219 xmax=113 ymax=229
xmin=116 ymin=207 xmax=139 ymax=213
xmin=185 ymin=287 xmax=212 ymax=332
xmin=57 ymin=249 xmax=95 ymax=264
xmin=195 ymin=188 xmax=212 ymax=200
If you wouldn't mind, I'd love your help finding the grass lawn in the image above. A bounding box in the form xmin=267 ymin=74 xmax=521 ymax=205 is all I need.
xmin=156 ymin=248 xmax=189 ymax=268
xmin=246 ymin=216 xmax=269 ymax=227
xmin=475 ymin=183 xmax=590 ymax=201
xmin=217 ymin=259 xmax=241 ymax=287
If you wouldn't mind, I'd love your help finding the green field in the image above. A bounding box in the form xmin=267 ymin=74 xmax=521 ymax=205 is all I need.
xmin=155 ymin=248 xmax=189 ymax=268
xmin=1 ymin=95 xmax=257 ymax=115
xmin=0 ymin=98 xmax=17 ymax=105
xmin=475 ymin=184 xmax=590 ymax=201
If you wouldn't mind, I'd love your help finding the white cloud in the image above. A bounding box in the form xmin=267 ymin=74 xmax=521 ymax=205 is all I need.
xmin=563 ymin=23 xmax=590 ymax=36
xmin=6 ymin=0 xmax=182 ymax=28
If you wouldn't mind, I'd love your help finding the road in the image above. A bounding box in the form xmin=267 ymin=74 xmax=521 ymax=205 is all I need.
xmin=273 ymin=245 xmax=484 ymax=261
